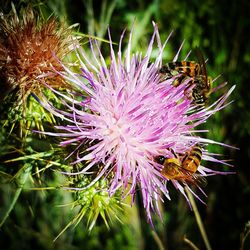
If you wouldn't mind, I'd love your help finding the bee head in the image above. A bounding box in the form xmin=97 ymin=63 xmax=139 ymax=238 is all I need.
xmin=154 ymin=155 xmax=166 ymax=165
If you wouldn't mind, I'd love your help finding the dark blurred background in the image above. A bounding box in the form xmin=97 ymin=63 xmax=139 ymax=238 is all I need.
xmin=0 ymin=0 xmax=249 ymax=249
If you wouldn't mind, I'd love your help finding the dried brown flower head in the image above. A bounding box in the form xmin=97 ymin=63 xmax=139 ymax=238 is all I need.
xmin=0 ymin=6 xmax=74 ymax=104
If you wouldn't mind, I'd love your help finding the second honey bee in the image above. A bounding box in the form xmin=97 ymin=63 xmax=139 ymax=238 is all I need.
xmin=159 ymin=48 xmax=212 ymax=106
xmin=155 ymin=145 xmax=207 ymax=186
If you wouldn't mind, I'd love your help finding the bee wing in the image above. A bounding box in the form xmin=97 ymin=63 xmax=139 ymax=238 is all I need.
xmin=192 ymin=173 xmax=208 ymax=187
xmin=194 ymin=47 xmax=208 ymax=82
xmin=178 ymin=168 xmax=207 ymax=187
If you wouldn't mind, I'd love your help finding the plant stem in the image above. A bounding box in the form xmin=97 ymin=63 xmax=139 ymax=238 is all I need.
xmin=0 ymin=164 xmax=32 ymax=227
xmin=239 ymin=221 xmax=250 ymax=250
xmin=185 ymin=187 xmax=212 ymax=250
xmin=151 ymin=230 xmax=165 ymax=250
xmin=183 ymin=235 xmax=200 ymax=250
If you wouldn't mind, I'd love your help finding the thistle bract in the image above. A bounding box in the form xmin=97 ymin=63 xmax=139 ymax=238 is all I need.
xmin=40 ymin=24 xmax=235 ymax=223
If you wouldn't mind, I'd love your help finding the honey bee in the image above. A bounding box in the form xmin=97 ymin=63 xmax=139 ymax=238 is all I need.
xmin=155 ymin=145 xmax=207 ymax=186
xmin=159 ymin=48 xmax=212 ymax=106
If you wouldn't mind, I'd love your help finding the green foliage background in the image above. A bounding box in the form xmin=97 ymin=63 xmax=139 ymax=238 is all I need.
xmin=0 ymin=0 xmax=249 ymax=249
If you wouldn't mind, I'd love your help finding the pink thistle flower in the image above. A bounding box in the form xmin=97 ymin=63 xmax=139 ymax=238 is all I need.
xmin=40 ymin=23 xmax=235 ymax=223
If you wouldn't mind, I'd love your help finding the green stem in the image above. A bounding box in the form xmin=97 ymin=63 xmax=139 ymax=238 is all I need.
xmin=239 ymin=221 xmax=250 ymax=250
xmin=185 ymin=187 xmax=212 ymax=250
xmin=0 ymin=164 xmax=32 ymax=227
xmin=151 ymin=230 xmax=165 ymax=250
xmin=183 ymin=235 xmax=200 ymax=250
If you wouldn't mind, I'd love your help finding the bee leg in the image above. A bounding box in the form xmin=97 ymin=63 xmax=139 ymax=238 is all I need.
xmin=183 ymin=81 xmax=194 ymax=100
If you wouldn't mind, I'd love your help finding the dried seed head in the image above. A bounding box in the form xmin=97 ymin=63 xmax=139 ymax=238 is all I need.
xmin=0 ymin=6 xmax=74 ymax=104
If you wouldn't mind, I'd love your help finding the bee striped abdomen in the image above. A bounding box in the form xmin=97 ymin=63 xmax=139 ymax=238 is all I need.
xmin=182 ymin=145 xmax=202 ymax=173
xmin=160 ymin=61 xmax=199 ymax=75
xmin=159 ymin=61 xmax=199 ymax=87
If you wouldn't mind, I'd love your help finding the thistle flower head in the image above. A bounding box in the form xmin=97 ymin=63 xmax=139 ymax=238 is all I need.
xmin=0 ymin=5 xmax=74 ymax=104
xmin=41 ymin=24 xmax=235 ymax=223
